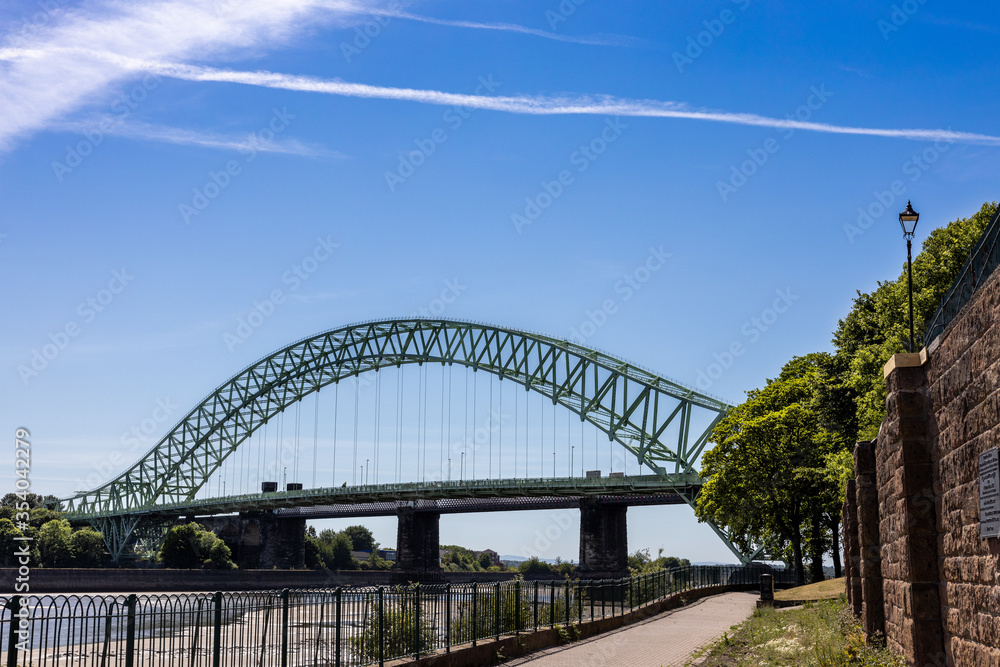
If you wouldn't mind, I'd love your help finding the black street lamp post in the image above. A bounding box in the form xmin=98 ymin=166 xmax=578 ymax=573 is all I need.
xmin=899 ymin=201 xmax=920 ymax=352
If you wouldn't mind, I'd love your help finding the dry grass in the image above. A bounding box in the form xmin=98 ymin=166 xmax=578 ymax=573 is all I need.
xmin=774 ymin=577 xmax=846 ymax=601
xmin=687 ymin=596 xmax=904 ymax=667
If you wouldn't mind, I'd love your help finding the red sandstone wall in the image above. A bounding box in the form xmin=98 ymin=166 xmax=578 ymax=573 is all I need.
xmin=924 ymin=267 xmax=1000 ymax=666
xmin=846 ymin=267 xmax=1000 ymax=666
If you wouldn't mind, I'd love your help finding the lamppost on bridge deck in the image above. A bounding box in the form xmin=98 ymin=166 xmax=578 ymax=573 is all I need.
xmin=899 ymin=201 xmax=920 ymax=352
xmin=571 ymin=446 xmax=575 ymax=478
xmin=460 ymin=452 xmax=465 ymax=481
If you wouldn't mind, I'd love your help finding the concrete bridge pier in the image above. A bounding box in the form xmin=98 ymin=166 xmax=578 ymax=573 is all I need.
xmin=199 ymin=512 xmax=305 ymax=569
xmin=578 ymin=499 xmax=629 ymax=579
xmin=395 ymin=508 xmax=442 ymax=580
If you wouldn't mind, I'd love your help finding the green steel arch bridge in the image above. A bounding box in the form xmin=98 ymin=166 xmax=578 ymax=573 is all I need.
xmin=58 ymin=319 xmax=753 ymax=563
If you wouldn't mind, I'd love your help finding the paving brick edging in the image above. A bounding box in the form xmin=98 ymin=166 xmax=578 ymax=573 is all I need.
xmin=387 ymin=583 xmax=756 ymax=667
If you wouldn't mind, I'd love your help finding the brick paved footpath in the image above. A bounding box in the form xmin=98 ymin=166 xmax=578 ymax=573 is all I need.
xmin=504 ymin=592 xmax=759 ymax=667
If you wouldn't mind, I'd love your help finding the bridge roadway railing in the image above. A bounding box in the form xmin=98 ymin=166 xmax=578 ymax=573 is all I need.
xmin=0 ymin=565 xmax=795 ymax=666
xmin=274 ymin=493 xmax=688 ymax=520
xmin=62 ymin=473 xmax=703 ymax=521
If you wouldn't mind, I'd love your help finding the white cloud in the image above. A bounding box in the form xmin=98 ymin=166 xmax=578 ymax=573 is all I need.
xmin=16 ymin=50 xmax=996 ymax=147
xmin=0 ymin=0 xmax=373 ymax=152
xmin=53 ymin=116 xmax=344 ymax=157
xmin=374 ymin=10 xmax=643 ymax=47
xmin=1 ymin=1 xmax=997 ymax=153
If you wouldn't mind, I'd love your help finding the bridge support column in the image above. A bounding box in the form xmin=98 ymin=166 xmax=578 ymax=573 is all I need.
xmin=395 ymin=509 xmax=441 ymax=580
xmin=200 ymin=513 xmax=305 ymax=569
xmin=578 ymin=499 xmax=629 ymax=579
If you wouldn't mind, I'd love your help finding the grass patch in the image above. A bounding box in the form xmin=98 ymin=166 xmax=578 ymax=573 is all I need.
xmin=774 ymin=577 xmax=846 ymax=601
xmin=689 ymin=596 xmax=904 ymax=666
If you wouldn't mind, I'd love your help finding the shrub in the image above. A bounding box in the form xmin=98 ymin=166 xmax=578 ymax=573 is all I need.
xmin=349 ymin=590 xmax=434 ymax=662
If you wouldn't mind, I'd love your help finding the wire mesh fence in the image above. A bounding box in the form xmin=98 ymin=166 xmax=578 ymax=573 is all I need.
xmin=924 ymin=205 xmax=1000 ymax=346
xmin=1 ymin=565 xmax=796 ymax=667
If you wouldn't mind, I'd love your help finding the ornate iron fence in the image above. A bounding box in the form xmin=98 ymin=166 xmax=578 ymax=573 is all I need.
xmin=1 ymin=565 xmax=796 ymax=666
xmin=924 ymin=206 xmax=1000 ymax=346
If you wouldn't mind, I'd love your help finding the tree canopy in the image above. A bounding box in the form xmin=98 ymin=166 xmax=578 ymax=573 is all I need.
xmin=697 ymin=202 xmax=997 ymax=581
xmin=159 ymin=523 xmax=235 ymax=569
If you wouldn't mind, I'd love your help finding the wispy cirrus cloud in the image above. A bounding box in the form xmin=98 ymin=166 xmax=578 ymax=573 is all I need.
xmin=9 ymin=48 xmax=997 ymax=148
xmin=0 ymin=0 xmax=644 ymax=155
xmin=52 ymin=116 xmax=344 ymax=158
xmin=372 ymin=9 xmax=644 ymax=47
xmin=1 ymin=1 xmax=998 ymax=155
xmin=0 ymin=0 xmax=375 ymax=153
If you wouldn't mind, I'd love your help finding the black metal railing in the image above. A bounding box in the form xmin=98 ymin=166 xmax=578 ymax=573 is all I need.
xmin=924 ymin=206 xmax=1000 ymax=346
xmin=1 ymin=565 xmax=796 ymax=666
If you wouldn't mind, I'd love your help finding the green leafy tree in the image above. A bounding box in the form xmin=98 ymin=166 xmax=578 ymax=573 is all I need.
xmin=329 ymin=531 xmax=355 ymax=569
xmin=0 ymin=518 xmax=25 ymax=567
xmin=305 ymin=533 xmax=328 ymax=569
xmin=517 ymin=556 xmax=554 ymax=576
xmin=697 ymin=201 xmax=997 ymax=581
xmin=361 ymin=550 xmax=393 ymax=571
xmin=28 ymin=508 xmax=63 ymax=530
xmin=556 ymin=561 xmax=576 ymax=578
xmin=206 ymin=540 xmax=236 ymax=569
xmin=341 ymin=525 xmax=378 ymax=552
xmin=697 ymin=356 xmax=840 ymax=584
xmin=478 ymin=552 xmax=492 ymax=569
xmin=1 ymin=492 xmax=45 ymax=509
xmin=627 ymin=548 xmax=690 ymax=576
xmin=70 ymin=527 xmax=105 ymax=567
xmin=441 ymin=545 xmax=488 ymax=572
xmin=834 ymin=202 xmax=997 ymax=438
xmin=37 ymin=519 xmax=75 ymax=567
xmin=160 ymin=523 xmax=236 ymax=569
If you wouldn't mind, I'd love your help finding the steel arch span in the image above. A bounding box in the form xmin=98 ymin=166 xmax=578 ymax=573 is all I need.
xmin=59 ymin=319 xmax=742 ymax=557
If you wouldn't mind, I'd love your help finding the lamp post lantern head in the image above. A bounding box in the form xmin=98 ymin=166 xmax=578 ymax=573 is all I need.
xmin=899 ymin=200 xmax=919 ymax=237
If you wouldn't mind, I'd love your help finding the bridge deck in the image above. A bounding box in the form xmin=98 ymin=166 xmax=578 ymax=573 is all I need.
xmin=63 ymin=474 xmax=701 ymax=521
xmin=272 ymin=494 xmax=688 ymax=519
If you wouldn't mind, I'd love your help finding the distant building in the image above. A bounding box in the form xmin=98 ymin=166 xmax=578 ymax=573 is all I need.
xmin=440 ymin=547 xmax=501 ymax=567
xmin=476 ymin=549 xmax=501 ymax=567
xmin=352 ymin=549 xmax=397 ymax=562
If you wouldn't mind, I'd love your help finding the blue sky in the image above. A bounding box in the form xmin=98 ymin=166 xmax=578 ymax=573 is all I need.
xmin=2 ymin=0 xmax=999 ymax=564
